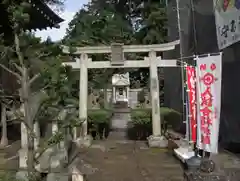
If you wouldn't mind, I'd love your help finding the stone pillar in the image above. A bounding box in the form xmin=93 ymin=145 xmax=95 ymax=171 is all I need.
xmin=19 ymin=122 xmax=28 ymax=169
xmin=126 ymin=86 xmax=130 ymax=107
xmin=73 ymin=127 xmax=77 ymax=141
xmin=21 ymin=122 xmax=28 ymax=149
xmin=51 ymin=120 xmax=59 ymax=149
xmin=58 ymin=109 xmax=68 ymax=149
xmin=123 ymin=87 xmax=126 ymax=98
xmin=34 ymin=121 xmax=40 ymax=150
xmin=112 ymin=86 xmax=116 ymax=104
xmin=148 ymin=52 xmax=167 ymax=148
xmin=149 ymin=51 xmax=161 ymax=136
xmin=79 ymin=54 xmax=88 ymax=137
xmin=52 ymin=120 xmax=58 ymax=133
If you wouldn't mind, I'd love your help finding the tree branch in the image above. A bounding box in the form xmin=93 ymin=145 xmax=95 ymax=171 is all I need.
xmin=37 ymin=52 xmax=51 ymax=59
xmin=0 ymin=48 xmax=21 ymax=79
xmin=29 ymin=73 xmax=40 ymax=85
xmin=0 ymin=63 xmax=21 ymax=79
xmin=0 ymin=48 xmax=6 ymax=59
xmin=14 ymin=32 xmax=24 ymax=67
xmin=12 ymin=62 xmax=23 ymax=74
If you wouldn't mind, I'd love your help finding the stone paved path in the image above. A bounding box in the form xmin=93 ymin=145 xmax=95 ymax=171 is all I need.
xmin=79 ymin=139 xmax=184 ymax=181
xmin=78 ymin=102 xmax=183 ymax=181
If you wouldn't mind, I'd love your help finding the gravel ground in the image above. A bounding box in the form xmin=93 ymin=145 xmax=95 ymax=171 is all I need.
xmin=78 ymin=139 xmax=184 ymax=181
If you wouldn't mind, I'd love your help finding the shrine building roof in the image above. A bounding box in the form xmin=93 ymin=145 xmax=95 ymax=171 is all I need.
xmin=0 ymin=0 xmax=64 ymax=32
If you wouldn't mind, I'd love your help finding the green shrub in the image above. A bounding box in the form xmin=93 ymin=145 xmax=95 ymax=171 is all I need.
xmin=88 ymin=109 xmax=112 ymax=124
xmin=98 ymin=92 xmax=105 ymax=108
xmin=130 ymin=108 xmax=151 ymax=125
xmin=0 ymin=172 xmax=31 ymax=181
xmin=130 ymin=107 xmax=182 ymax=138
xmin=137 ymin=90 xmax=146 ymax=104
xmin=87 ymin=109 xmax=113 ymax=139
xmin=128 ymin=108 xmax=152 ymax=140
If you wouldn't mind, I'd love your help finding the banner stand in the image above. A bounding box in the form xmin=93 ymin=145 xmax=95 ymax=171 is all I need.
xmin=174 ymin=65 xmax=195 ymax=163
xmin=174 ymin=53 xmax=222 ymax=172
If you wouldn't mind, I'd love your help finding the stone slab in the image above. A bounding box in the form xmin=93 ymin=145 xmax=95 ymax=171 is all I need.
xmin=111 ymin=112 xmax=130 ymax=130
xmin=46 ymin=172 xmax=69 ymax=181
xmin=19 ymin=149 xmax=28 ymax=169
xmin=147 ymin=135 xmax=168 ymax=148
xmin=184 ymin=171 xmax=227 ymax=181
xmin=174 ymin=147 xmax=195 ymax=163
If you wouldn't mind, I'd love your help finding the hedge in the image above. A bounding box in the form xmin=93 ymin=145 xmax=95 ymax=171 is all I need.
xmin=85 ymin=108 xmax=182 ymax=140
xmin=87 ymin=109 xmax=113 ymax=139
xmin=128 ymin=107 xmax=182 ymax=140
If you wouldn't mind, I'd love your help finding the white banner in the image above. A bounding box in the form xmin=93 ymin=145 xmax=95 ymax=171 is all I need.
xmin=195 ymin=54 xmax=222 ymax=153
xmin=214 ymin=0 xmax=240 ymax=49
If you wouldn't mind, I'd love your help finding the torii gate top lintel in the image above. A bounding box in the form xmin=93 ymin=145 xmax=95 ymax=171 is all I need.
xmin=61 ymin=40 xmax=180 ymax=54
xmin=62 ymin=40 xmax=180 ymax=68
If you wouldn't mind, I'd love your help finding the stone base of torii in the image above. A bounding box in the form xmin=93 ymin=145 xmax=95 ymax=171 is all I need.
xmin=62 ymin=40 xmax=180 ymax=148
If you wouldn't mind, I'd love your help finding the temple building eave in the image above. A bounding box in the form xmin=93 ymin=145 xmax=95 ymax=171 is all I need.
xmin=0 ymin=0 xmax=64 ymax=32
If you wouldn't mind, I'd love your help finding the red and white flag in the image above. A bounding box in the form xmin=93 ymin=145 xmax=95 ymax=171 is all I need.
xmin=195 ymin=54 xmax=222 ymax=153
xmin=186 ymin=66 xmax=197 ymax=143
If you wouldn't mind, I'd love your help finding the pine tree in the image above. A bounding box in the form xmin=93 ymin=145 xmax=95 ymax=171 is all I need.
xmin=0 ymin=0 xmax=77 ymax=177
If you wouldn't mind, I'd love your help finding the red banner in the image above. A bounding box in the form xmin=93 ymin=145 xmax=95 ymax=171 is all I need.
xmin=186 ymin=66 xmax=197 ymax=142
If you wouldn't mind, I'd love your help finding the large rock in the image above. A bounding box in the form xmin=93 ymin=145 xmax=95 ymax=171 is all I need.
xmin=70 ymin=165 xmax=85 ymax=181
xmin=75 ymin=135 xmax=93 ymax=148
xmin=50 ymin=148 xmax=69 ymax=170
xmin=16 ymin=171 xmax=28 ymax=181
xmin=35 ymin=147 xmax=54 ymax=172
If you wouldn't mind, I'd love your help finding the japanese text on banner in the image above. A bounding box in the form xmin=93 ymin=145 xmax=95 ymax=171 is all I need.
xmin=199 ymin=63 xmax=217 ymax=145
xmin=214 ymin=0 xmax=240 ymax=49
xmin=195 ymin=54 xmax=222 ymax=153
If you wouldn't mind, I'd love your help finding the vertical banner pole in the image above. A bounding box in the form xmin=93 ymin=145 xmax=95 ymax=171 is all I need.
xmin=185 ymin=65 xmax=190 ymax=143
xmin=185 ymin=87 xmax=190 ymax=142
xmin=176 ymin=0 xmax=186 ymax=130
xmin=173 ymin=65 xmax=196 ymax=161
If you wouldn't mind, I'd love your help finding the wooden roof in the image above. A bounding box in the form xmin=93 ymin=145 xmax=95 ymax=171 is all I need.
xmin=0 ymin=0 xmax=64 ymax=32
xmin=26 ymin=0 xmax=64 ymax=30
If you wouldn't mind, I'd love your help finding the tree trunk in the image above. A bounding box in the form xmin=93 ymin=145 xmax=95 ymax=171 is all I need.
xmin=0 ymin=103 xmax=8 ymax=147
xmin=14 ymin=32 xmax=35 ymax=175
xmin=22 ymin=67 xmax=35 ymax=174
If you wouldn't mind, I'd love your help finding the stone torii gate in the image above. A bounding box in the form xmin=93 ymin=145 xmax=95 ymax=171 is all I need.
xmin=62 ymin=40 xmax=180 ymax=147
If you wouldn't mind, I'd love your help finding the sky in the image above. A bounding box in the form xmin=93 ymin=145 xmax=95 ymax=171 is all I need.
xmin=35 ymin=0 xmax=88 ymax=41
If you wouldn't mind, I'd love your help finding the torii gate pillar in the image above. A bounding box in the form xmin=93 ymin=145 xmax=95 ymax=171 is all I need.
xmin=79 ymin=54 xmax=88 ymax=138
xmin=149 ymin=51 xmax=161 ymax=136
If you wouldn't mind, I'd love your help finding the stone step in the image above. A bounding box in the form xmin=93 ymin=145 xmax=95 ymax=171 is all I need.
xmin=111 ymin=111 xmax=131 ymax=130
xmin=113 ymin=108 xmax=130 ymax=113
xmin=0 ymin=151 xmax=7 ymax=158
xmin=108 ymin=130 xmax=128 ymax=140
